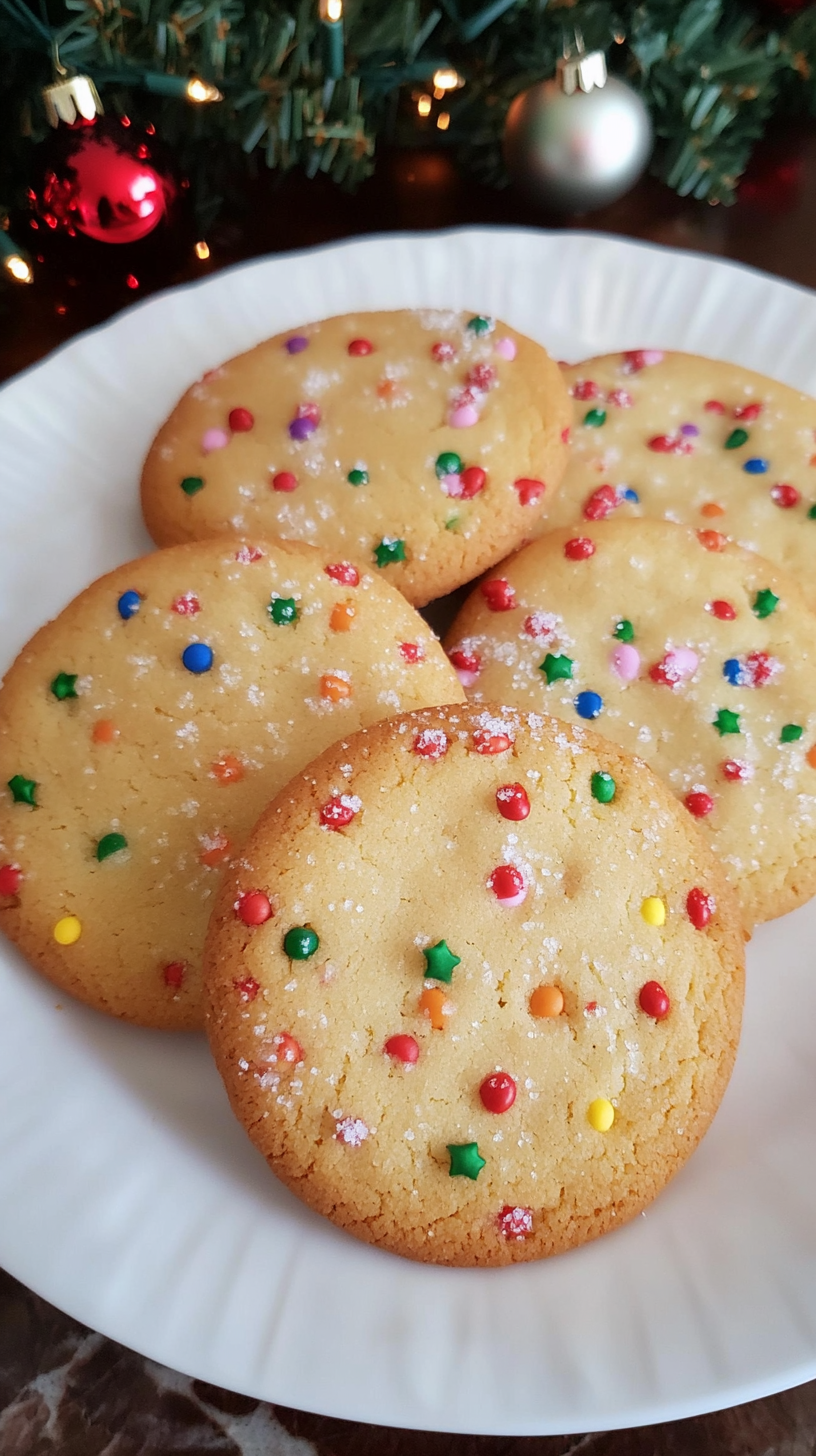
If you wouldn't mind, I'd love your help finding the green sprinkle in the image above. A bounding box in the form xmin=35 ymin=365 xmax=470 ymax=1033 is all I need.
xmin=423 ymin=939 xmax=461 ymax=984
xmin=613 ymin=619 xmax=634 ymax=643
xmin=724 ymin=428 xmax=749 ymax=450
xmin=180 ymin=476 xmax=205 ymax=496
xmin=374 ymin=537 xmax=406 ymax=568
xmin=467 ymin=316 xmax=492 ymax=335
xmin=284 ymin=926 xmax=319 ymax=960
xmin=435 ymin=451 xmax=463 ymax=479
xmin=541 ymin=653 xmax=573 ymax=684
xmin=808 ymin=504 xmax=816 ymax=520
xmin=447 ymin=1142 xmax=486 ymax=1179
xmin=583 ymin=408 xmax=606 ymax=428
xmin=445 ymin=515 xmax=460 ymax=531
xmin=268 ymin=596 xmax=298 ymax=626
xmin=780 ymin=723 xmax=803 ymax=743
xmin=752 ymin=589 xmax=779 ymax=619
xmin=714 ymin=708 xmax=741 ymax=736
xmin=7 ymin=775 xmax=37 ymax=806
xmin=347 ymin=468 xmax=368 ymax=486
xmin=50 ymin=672 xmax=78 ymax=701
xmin=591 ymin=771 xmax=616 ymax=803
xmin=96 ymin=832 xmax=127 ymax=862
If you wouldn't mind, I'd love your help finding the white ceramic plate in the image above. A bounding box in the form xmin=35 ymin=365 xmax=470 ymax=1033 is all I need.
xmin=2 ymin=229 xmax=816 ymax=1436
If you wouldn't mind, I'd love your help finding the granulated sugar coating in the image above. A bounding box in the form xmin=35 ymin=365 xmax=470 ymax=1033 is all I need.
xmin=140 ymin=310 xmax=572 ymax=606
xmin=0 ymin=538 xmax=463 ymax=1030
xmin=204 ymin=703 xmax=743 ymax=1267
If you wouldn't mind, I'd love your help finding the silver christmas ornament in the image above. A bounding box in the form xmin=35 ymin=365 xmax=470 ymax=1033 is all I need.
xmin=503 ymin=38 xmax=653 ymax=213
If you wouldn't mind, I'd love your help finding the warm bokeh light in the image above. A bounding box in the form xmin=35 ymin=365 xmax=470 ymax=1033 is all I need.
xmin=186 ymin=77 xmax=223 ymax=103
xmin=417 ymin=94 xmax=432 ymax=117
xmin=5 ymin=254 xmax=33 ymax=283
xmin=320 ymin=0 xmax=343 ymax=18
xmin=195 ymin=240 xmax=210 ymax=259
xmin=432 ymin=67 xmax=463 ymax=91
xmin=437 ymin=111 xmax=450 ymax=131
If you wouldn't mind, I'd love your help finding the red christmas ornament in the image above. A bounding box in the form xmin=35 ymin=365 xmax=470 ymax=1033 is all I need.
xmin=35 ymin=122 xmax=174 ymax=244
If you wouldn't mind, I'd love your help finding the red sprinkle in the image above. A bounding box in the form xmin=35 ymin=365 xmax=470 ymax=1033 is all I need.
xmin=607 ymin=388 xmax=633 ymax=408
xmin=449 ymin=648 xmax=481 ymax=675
xmin=561 ymin=427 xmax=571 ymax=445
xmin=585 ymin=1001 xmax=598 ymax=1014
xmin=413 ymin=729 xmax=448 ymax=760
xmin=235 ymin=890 xmax=274 ymax=926
xmin=272 ymin=470 xmax=298 ymax=492
xmin=685 ymin=790 xmax=714 ymax=818
xmin=0 ymin=864 xmax=22 ymax=896
xmin=348 ymin=338 xmax=373 ymax=356
xmin=467 ymin=363 xmax=496 ymax=392
xmin=523 ymin=612 xmax=556 ymax=640
xmin=460 ymin=466 xmax=487 ymax=498
xmin=431 ymin=341 xmax=456 ymax=363
xmin=479 ymin=1071 xmax=517 ymax=1113
xmin=708 ymin=599 xmax=736 ymax=620
xmin=399 ymin=642 xmax=425 ymax=663
xmin=771 ymin=483 xmax=800 ymax=509
xmin=745 ymin=650 xmax=774 ymax=685
xmin=687 ymin=887 xmax=714 ymax=929
xmin=325 ymin=562 xmax=360 ymax=586
xmin=488 ymin=864 xmax=525 ymax=901
xmin=235 ymin=546 xmax=264 ymax=563
xmin=564 ymin=536 xmax=596 ymax=561
xmin=162 ymin=961 xmax=185 ymax=989
xmin=481 ymin=578 xmax=516 ymax=612
xmin=705 ymin=400 xmax=726 ymax=414
xmin=228 ymin=407 xmax=254 ymax=432
xmin=733 ymin=402 xmax=762 ymax=421
xmin=722 ymin=759 xmax=752 ymax=782
xmin=498 ymin=1205 xmax=533 ymax=1240
xmin=472 ymin=730 xmax=512 ymax=755
xmin=319 ymin=797 xmax=357 ymax=830
xmin=496 ymin=783 xmax=531 ymax=821
xmin=639 ymin=980 xmax=671 ymax=1019
xmin=572 ymin=379 xmax=602 ymax=400
xmin=698 ymin=529 xmax=728 ymax=552
xmin=648 ymin=434 xmax=692 ymax=455
xmin=624 ymin=350 xmax=661 ymax=372
xmin=384 ymin=1034 xmax=419 ymax=1064
xmin=514 ymin=477 xmax=546 ymax=506
xmin=235 ymin=976 xmax=261 ymax=1002
xmin=171 ymin=592 xmax=201 ymax=616
xmin=263 ymin=1032 xmax=303 ymax=1065
xmin=584 ymin=484 xmax=618 ymax=520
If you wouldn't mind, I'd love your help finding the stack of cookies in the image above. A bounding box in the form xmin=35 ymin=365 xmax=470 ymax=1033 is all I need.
xmin=4 ymin=315 xmax=815 ymax=1268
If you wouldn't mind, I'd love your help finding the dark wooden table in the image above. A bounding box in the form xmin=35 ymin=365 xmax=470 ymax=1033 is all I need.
xmin=2 ymin=132 xmax=816 ymax=1454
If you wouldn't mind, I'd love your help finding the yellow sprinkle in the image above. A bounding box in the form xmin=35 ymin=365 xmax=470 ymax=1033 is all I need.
xmin=588 ymin=1098 xmax=615 ymax=1132
xmin=53 ymin=914 xmax=81 ymax=946
xmin=641 ymin=896 xmax=666 ymax=927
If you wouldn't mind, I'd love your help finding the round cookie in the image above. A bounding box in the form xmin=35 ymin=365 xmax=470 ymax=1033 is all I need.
xmin=445 ymin=518 xmax=816 ymax=929
xmin=0 ymin=539 xmax=463 ymax=1030
xmin=545 ymin=349 xmax=816 ymax=611
xmin=204 ymin=702 xmax=744 ymax=1267
xmin=140 ymin=310 xmax=572 ymax=607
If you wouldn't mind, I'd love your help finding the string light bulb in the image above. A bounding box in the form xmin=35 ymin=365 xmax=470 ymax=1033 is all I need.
xmin=437 ymin=111 xmax=450 ymax=131
xmin=195 ymin=240 xmax=210 ymax=260
xmin=186 ymin=77 xmax=223 ymax=103
xmin=5 ymin=254 xmax=33 ymax=284
xmin=417 ymin=94 xmax=432 ymax=117
xmin=432 ymin=67 xmax=463 ymax=92
xmin=320 ymin=0 xmax=343 ymax=18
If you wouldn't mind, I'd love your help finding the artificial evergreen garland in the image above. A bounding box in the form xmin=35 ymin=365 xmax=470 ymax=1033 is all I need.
xmin=3 ymin=0 xmax=816 ymax=262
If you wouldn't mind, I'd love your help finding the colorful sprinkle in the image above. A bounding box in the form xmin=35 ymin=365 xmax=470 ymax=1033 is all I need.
xmin=743 ymin=458 xmax=769 ymax=474
xmin=541 ymin=653 xmax=573 ymax=684
xmin=236 ymin=890 xmax=274 ymax=926
xmin=771 ymin=483 xmax=800 ymax=508
xmin=198 ymin=831 xmax=231 ymax=867
xmin=347 ymin=468 xmax=368 ymax=486
xmin=472 ymin=729 xmax=512 ymax=755
xmin=488 ymin=864 xmax=526 ymax=907
xmin=419 ymin=985 xmax=447 ymax=1029
xmin=529 ymin=984 xmax=564 ymax=1018
xmin=481 ymin=578 xmax=516 ymax=612
xmin=494 ymin=337 xmax=517 ymax=360
xmin=268 ymin=596 xmax=298 ymax=626
xmin=591 ymin=771 xmax=616 ymax=803
xmin=698 ymin=530 xmax=728 ymax=552
xmin=572 ymin=380 xmax=602 ymax=401
xmin=608 ymin=388 xmax=633 ymax=408
xmin=449 ymin=403 xmax=479 ymax=429
xmin=211 ymin=755 xmax=244 ymax=783
xmin=583 ymin=408 xmax=606 ymax=427
xmin=117 ymin=590 xmax=141 ymax=620
xmin=325 ymin=562 xmax=359 ymax=586
xmin=613 ymin=619 xmax=635 ymax=643
xmin=201 ymin=427 xmax=229 ymax=454
xmin=236 ymin=544 xmax=263 ymax=561
xmin=624 ymin=349 xmax=663 ymax=371
xmin=96 ymin=832 xmax=127 ymax=861
xmin=399 ymin=642 xmax=424 ymax=663
xmin=680 ymin=422 xmax=700 ymax=437
xmin=53 ymin=915 xmax=81 ymax=946
xmin=588 ymin=1098 xmax=615 ymax=1132
xmin=447 ymin=1142 xmax=486 ymax=1179
xmin=641 ymin=896 xmax=666 ymax=927
xmin=7 ymin=775 xmax=36 ymax=806
xmin=514 ymin=477 xmax=546 ymax=506
xmin=584 ymin=484 xmax=618 ymax=520
xmin=705 ymin=400 xmax=726 ymax=414
xmin=448 ymin=648 xmax=481 ymax=687
xmin=330 ymin=601 xmax=356 ymax=632
xmin=348 ymin=338 xmax=373 ymax=356
xmin=431 ymin=341 xmax=456 ymax=363
xmin=467 ymin=363 xmax=496 ymax=392
xmin=701 ymin=502 xmax=725 ymax=518
xmin=374 ymin=537 xmax=406 ymax=567
xmin=335 ymin=1116 xmax=369 ymax=1147
xmin=610 ymin=643 xmax=640 ymax=681
xmin=734 ymin=402 xmax=762 ymax=421
xmin=459 ymin=466 xmax=486 ymax=498
xmin=564 ymin=536 xmax=595 ymax=561
xmin=708 ymin=599 xmax=736 ymax=620
xmin=285 ymin=335 xmax=309 ymax=354
xmin=752 ymin=589 xmax=779 ymax=618
xmin=685 ymin=791 xmax=714 ymax=818
xmin=180 ymin=476 xmax=204 ymax=496
xmin=92 ymin=720 xmax=118 ymax=745
xmin=182 ymin=643 xmax=214 ymax=674
xmin=724 ymin=428 xmax=748 ymax=450
xmin=687 ymin=887 xmax=714 ymax=929
xmin=498 ymin=1206 xmax=533 ymax=1239
xmin=235 ymin=976 xmax=260 ymax=1002
xmin=272 ymin=470 xmax=298 ymax=492
xmin=288 ymin=408 xmax=319 ymax=441
xmin=648 ymin=434 xmax=692 ymax=455
xmin=806 ymin=745 xmax=816 ymax=769
xmin=722 ymin=758 xmax=752 ymax=781
xmin=496 ymin=783 xmax=531 ymax=820
xmin=435 ymin=452 xmax=463 ymax=481
xmin=575 ymin=690 xmax=603 ymax=720
xmin=228 ymin=407 xmax=254 ymax=432
xmin=284 ymin=926 xmax=319 ymax=959
xmin=320 ymin=673 xmax=352 ymax=702
xmin=413 ymin=728 xmax=448 ymax=760
xmin=639 ymin=981 xmax=670 ymax=1019
xmin=171 ymin=592 xmax=201 ymax=616
xmin=649 ymin=648 xmax=699 ymax=687
xmin=780 ymin=723 xmax=803 ymax=743
xmin=0 ymin=865 xmax=22 ymax=896
xmin=162 ymin=961 xmax=185 ymax=989
xmin=384 ymin=1034 xmax=419 ymax=1064
xmin=809 ymin=505 xmax=816 ymax=520
xmin=467 ymin=316 xmax=492 ymax=335
xmin=319 ymin=795 xmax=359 ymax=829
xmin=479 ymin=1072 xmax=516 ymax=1113
xmin=261 ymin=1032 xmax=303 ymax=1066
xmin=423 ymin=939 xmax=461 ymax=983
xmin=524 ymin=612 xmax=558 ymax=641
xmin=50 ymin=672 xmax=78 ymax=700
xmin=714 ymin=708 xmax=741 ymax=735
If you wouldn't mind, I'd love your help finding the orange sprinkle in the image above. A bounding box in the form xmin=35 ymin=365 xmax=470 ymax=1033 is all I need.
xmin=330 ymin=601 xmax=357 ymax=632
xmin=320 ymin=673 xmax=352 ymax=702
xmin=377 ymin=377 xmax=397 ymax=398
xmin=697 ymin=529 xmax=728 ymax=552
xmin=199 ymin=831 xmax=231 ymax=867
xmin=419 ymin=985 xmax=447 ymax=1030
xmin=92 ymin=719 xmax=119 ymax=744
xmin=529 ymin=985 xmax=564 ymax=1018
xmin=807 ymin=745 xmax=816 ymax=769
xmin=211 ymin=754 xmax=245 ymax=784
xmin=810 ymin=454 xmax=816 ymax=467
xmin=700 ymin=502 xmax=725 ymax=518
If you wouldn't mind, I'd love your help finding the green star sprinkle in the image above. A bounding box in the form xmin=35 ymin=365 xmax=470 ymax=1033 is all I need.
xmin=467 ymin=316 xmax=492 ymax=335
xmin=423 ymin=939 xmax=461 ymax=983
xmin=435 ymin=452 xmax=463 ymax=479
xmin=374 ymin=537 xmax=406 ymax=568
xmin=752 ymin=589 xmax=779 ymax=619
xmin=724 ymin=428 xmax=749 ymax=450
xmin=541 ymin=653 xmax=573 ymax=684
xmin=583 ymin=408 xmax=606 ymax=428
xmin=50 ymin=672 xmax=78 ymax=701
xmin=268 ymin=596 xmax=298 ymax=626
xmin=180 ymin=476 xmax=205 ymax=496
xmin=780 ymin=723 xmax=803 ymax=743
xmin=591 ymin=771 xmax=616 ymax=803
xmin=809 ymin=504 xmax=816 ymax=520
xmin=347 ymin=469 xmax=368 ymax=486
xmin=8 ymin=775 xmax=37 ymax=806
xmin=613 ymin=619 xmax=635 ymax=643
xmin=96 ymin=832 xmax=128 ymax=862
xmin=714 ymin=708 xmax=741 ymax=736
xmin=284 ymin=926 xmax=319 ymax=960
xmin=448 ymin=1142 xmax=486 ymax=1180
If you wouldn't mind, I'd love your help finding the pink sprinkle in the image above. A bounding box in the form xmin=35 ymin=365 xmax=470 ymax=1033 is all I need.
xmin=608 ymin=388 xmax=634 ymax=408
xmin=449 ymin=404 xmax=479 ymax=428
xmin=455 ymin=668 xmax=479 ymax=688
xmin=624 ymin=349 xmax=664 ymax=373
xmin=335 ymin=1116 xmax=369 ymax=1147
xmin=440 ymin=473 xmax=463 ymax=497
xmin=235 ymin=546 xmax=264 ymax=563
xmin=201 ymin=427 xmax=229 ymax=454
xmin=498 ymin=1205 xmax=533 ymax=1240
xmin=610 ymin=644 xmax=640 ymax=681
xmin=494 ymin=337 xmax=516 ymax=361
xmin=669 ymin=646 xmax=699 ymax=679
xmin=171 ymin=592 xmax=201 ymax=616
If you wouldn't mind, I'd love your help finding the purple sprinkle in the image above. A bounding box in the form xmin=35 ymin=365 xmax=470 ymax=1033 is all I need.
xmin=285 ymin=335 xmax=309 ymax=355
xmin=680 ymin=422 xmax=700 ymax=437
xmin=289 ymin=415 xmax=317 ymax=441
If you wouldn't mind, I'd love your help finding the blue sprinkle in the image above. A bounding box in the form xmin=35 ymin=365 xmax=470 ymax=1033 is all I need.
xmin=743 ymin=458 xmax=769 ymax=474
xmin=619 ymin=487 xmax=639 ymax=503
xmin=723 ymin=657 xmax=744 ymax=686
xmin=182 ymin=642 xmax=214 ymax=674
xmin=575 ymin=690 xmax=603 ymax=720
xmin=117 ymin=590 xmax=141 ymax=621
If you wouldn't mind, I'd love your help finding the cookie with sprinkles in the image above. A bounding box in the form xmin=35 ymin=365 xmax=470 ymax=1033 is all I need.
xmin=544 ymin=350 xmax=816 ymax=610
xmin=140 ymin=310 xmax=571 ymax=607
xmin=204 ymin=702 xmax=743 ymax=1266
xmin=0 ymin=539 xmax=463 ymax=1030
xmin=445 ymin=517 xmax=816 ymax=928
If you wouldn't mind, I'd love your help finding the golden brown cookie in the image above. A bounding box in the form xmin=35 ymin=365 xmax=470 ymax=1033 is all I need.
xmin=140 ymin=310 xmax=572 ymax=606
xmin=445 ymin=518 xmax=816 ymax=929
xmin=204 ymin=703 xmax=744 ymax=1267
xmin=0 ymin=538 xmax=463 ymax=1030
xmin=546 ymin=350 xmax=816 ymax=610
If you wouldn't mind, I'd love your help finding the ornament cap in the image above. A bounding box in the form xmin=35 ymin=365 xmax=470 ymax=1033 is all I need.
xmin=43 ymin=74 xmax=104 ymax=128
xmin=557 ymin=34 xmax=608 ymax=96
